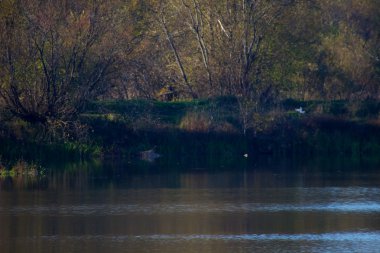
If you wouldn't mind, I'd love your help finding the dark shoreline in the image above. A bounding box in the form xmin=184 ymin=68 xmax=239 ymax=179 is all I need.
xmin=2 ymin=98 xmax=380 ymax=167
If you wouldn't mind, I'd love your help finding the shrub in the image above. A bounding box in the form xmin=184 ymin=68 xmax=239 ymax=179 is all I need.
xmin=179 ymin=112 xmax=212 ymax=132
xmin=282 ymin=98 xmax=307 ymax=110
xmin=327 ymin=101 xmax=348 ymax=116
xmin=214 ymin=121 xmax=239 ymax=133
xmin=0 ymin=160 xmax=44 ymax=178
xmin=355 ymin=99 xmax=380 ymax=118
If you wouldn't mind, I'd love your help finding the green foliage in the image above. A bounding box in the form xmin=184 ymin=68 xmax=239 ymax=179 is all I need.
xmin=0 ymin=0 xmax=380 ymax=162
xmin=325 ymin=101 xmax=349 ymax=116
xmin=0 ymin=160 xmax=45 ymax=178
xmin=282 ymin=99 xmax=308 ymax=110
xmin=355 ymin=100 xmax=380 ymax=118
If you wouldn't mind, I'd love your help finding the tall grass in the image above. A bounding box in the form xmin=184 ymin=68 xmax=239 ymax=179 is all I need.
xmin=0 ymin=160 xmax=45 ymax=178
xmin=3 ymin=97 xmax=380 ymax=161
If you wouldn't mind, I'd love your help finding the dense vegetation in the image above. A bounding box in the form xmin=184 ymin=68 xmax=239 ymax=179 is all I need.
xmin=0 ymin=0 xmax=379 ymax=155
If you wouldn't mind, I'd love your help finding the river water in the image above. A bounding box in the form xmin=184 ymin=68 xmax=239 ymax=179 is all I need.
xmin=0 ymin=157 xmax=380 ymax=253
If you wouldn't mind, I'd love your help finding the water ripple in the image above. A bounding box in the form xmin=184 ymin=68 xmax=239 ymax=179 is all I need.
xmin=35 ymin=231 xmax=380 ymax=242
xmin=2 ymin=201 xmax=380 ymax=216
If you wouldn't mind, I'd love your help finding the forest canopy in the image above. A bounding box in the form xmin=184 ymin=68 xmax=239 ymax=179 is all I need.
xmin=0 ymin=0 xmax=379 ymax=124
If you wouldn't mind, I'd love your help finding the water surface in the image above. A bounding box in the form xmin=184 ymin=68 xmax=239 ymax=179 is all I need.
xmin=0 ymin=158 xmax=380 ymax=253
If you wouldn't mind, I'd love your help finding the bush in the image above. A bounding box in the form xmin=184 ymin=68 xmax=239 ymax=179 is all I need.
xmin=355 ymin=99 xmax=380 ymax=118
xmin=282 ymin=98 xmax=307 ymax=110
xmin=178 ymin=108 xmax=240 ymax=133
xmin=179 ymin=112 xmax=213 ymax=132
xmin=213 ymin=121 xmax=240 ymax=133
xmin=327 ymin=101 xmax=348 ymax=116
xmin=0 ymin=160 xmax=44 ymax=178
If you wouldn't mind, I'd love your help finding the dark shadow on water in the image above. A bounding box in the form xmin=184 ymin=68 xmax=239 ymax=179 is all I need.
xmin=1 ymin=140 xmax=380 ymax=253
xmin=1 ymin=131 xmax=380 ymax=191
xmin=1 ymin=149 xmax=380 ymax=191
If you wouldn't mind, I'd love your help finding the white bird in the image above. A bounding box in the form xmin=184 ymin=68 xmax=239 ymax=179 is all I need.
xmin=295 ymin=107 xmax=305 ymax=114
xmin=243 ymin=154 xmax=248 ymax=158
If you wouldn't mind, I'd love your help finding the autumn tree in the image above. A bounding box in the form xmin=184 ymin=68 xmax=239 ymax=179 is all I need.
xmin=2 ymin=0 xmax=378 ymax=125
xmin=0 ymin=0 xmax=122 ymax=126
xmin=274 ymin=0 xmax=380 ymax=100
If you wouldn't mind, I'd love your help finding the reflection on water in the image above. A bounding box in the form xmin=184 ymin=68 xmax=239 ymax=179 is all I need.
xmin=36 ymin=232 xmax=380 ymax=241
xmin=1 ymin=157 xmax=380 ymax=253
xmin=2 ymin=198 xmax=380 ymax=215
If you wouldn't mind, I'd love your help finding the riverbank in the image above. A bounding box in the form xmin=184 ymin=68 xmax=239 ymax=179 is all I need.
xmin=82 ymin=97 xmax=380 ymax=158
xmin=1 ymin=97 xmax=380 ymax=162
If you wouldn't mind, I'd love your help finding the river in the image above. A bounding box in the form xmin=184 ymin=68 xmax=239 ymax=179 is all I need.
xmin=0 ymin=157 xmax=379 ymax=253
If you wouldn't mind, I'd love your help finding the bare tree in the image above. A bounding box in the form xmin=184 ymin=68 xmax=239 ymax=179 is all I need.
xmin=181 ymin=0 xmax=213 ymax=91
xmin=148 ymin=1 xmax=198 ymax=98
xmin=0 ymin=0 xmax=120 ymax=125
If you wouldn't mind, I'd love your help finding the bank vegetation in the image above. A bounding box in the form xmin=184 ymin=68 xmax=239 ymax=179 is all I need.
xmin=0 ymin=0 xmax=379 ymax=155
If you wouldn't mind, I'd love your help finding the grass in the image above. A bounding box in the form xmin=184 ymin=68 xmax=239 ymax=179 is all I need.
xmin=2 ymin=97 xmax=380 ymax=161
xmin=282 ymin=98 xmax=380 ymax=118
xmin=80 ymin=97 xmax=380 ymax=157
xmin=84 ymin=96 xmax=241 ymax=132
xmin=0 ymin=160 xmax=45 ymax=178
xmin=86 ymin=97 xmax=380 ymax=134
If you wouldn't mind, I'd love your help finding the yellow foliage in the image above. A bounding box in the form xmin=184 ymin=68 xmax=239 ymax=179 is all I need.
xmin=322 ymin=24 xmax=373 ymax=85
xmin=179 ymin=112 xmax=212 ymax=132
